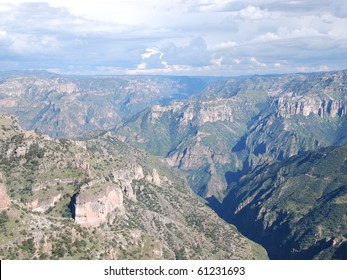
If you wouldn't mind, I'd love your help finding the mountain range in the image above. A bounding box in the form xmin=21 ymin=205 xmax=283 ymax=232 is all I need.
xmin=0 ymin=112 xmax=266 ymax=259
xmin=1 ymin=69 xmax=347 ymax=259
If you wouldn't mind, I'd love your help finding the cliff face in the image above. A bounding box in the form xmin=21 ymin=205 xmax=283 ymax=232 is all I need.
xmin=25 ymin=194 xmax=62 ymax=213
xmin=276 ymin=96 xmax=347 ymax=118
xmin=222 ymin=144 xmax=347 ymax=260
xmin=0 ymin=113 xmax=266 ymax=260
xmin=74 ymin=185 xmax=124 ymax=227
xmin=0 ymin=73 xmax=211 ymax=138
xmin=117 ymin=91 xmax=266 ymax=199
xmin=0 ymin=174 xmax=10 ymax=210
xmin=149 ymin=98 xmax=245 ymax=127
xmin=117 ymin=70 xmax=347 ymax=200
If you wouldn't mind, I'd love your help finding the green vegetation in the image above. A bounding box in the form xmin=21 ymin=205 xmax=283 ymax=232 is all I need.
xmin=0 ymin=112 xmax=266 ymax=260
xmin=225 ymin=143 xmax=347 ymax=259
xmin=0 ymin=210 xmax=9 ymax=234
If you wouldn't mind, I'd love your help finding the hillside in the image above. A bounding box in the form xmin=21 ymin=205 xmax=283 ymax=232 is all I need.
xmin=0 ymin=72 xmax=212 ymax=138
xmin=2 ymin=69 xmax=347 ymax=260
xmin=221 ymin=144 xmax=347 ymax=259
xmin=116 ymin=70 xmax=347 ymax=200
xmin=2 ymin=70 xmax=347 ymax=201
xmin=0 ymin=113 xmax=267 ymax=260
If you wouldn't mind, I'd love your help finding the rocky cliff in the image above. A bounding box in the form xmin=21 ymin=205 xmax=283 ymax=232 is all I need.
xmin=116 ymin=70 xmax=347 ymax=200
xmin=222 ymin=144 xmax=347 ymax=259
xmin=0 ymin=113 xmax=267 ymax=260
xmin=74 ymin=185 xmax=124 ymax=227
xmin=3 ymin=70 xmax=347 ymax=202
xmin=276 ymin=96 xmax=347 ymax=118
xmin=0 ymin=72 xmax=212 ymax=138
xmin=0 ymin=173 xmax=10 ymax=210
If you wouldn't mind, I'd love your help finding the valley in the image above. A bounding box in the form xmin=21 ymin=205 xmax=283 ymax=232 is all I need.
xmin=1 ymin=69 xmax=347 ymax=259
xmin=0 ymin=112 xmax=266 ymax=259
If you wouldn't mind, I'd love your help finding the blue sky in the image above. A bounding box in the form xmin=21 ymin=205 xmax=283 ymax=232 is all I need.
xmin=0 ymin=0 xmax=346 ymax=75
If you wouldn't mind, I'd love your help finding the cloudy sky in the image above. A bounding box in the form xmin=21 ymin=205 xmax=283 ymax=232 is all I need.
xmin=0 ymin=0 xmax=346 ymax=76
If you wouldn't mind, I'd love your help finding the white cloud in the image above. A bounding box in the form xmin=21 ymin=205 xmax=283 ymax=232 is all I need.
xmin=296 ymin=65 xmax=333 ymax=73
xmin=0 ymin=0 xmax=346 ymax=75
xmin=209 ymin=40 xmax=237 ymax=50
xmin=184 ymin=0 xmax=234 ymax=12
xmin=233 ymin=58 xmax=241 ymax=64
xmin=211 ymin=57 xmax=223 ymax=66
xmin=0 ymin=29 xmax=7 ymax=38
xmin=8 ymin=34 xmax=61 ymax=55
xmin=256 ymin=32 xmax=281 ymax=41
xmin=250 ymin=57 xmax=267 ymax=67
xmin=137 ymin=63 xmax=147 ymax=70
xmin=141 ymin=48 xmax=164 ymax=60
xmin=255 ymin=27 xmax=324 ymax=43
xmin=233 ymin=6 xmax=270 ymax=20
xmin=0 ymin=3 xmax=11 ymax=12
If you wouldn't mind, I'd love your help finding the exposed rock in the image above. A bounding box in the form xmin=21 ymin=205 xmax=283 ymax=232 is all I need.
xmin=110 ymin=164 xmax=144 ymax=200
xmin=15 ymin=146 xmax=28 ymax=157
xmin=31 ymin=178 xmax=75 ymax=192
xmin=0 ymin=113 xmax=268 ymax=260
xmin=276 ymin=96 xmax=347 ymax=118
xmin=197 ymin=103 xmax=234 ymax=123
xmin=152 ymin=169 xmax=161 ymax=186
xmin=25 ymin=194 xmax=62 ymax=212
xmin=57 ymin=82 xmax=77 ymax=94
xmin=146 ymin=169 xmax=161 ymax=186
xmin=74 ymin=185 xmax=124 ymax=227
xmin=151 ymin=243 xmax=163 ymax=259
xmin=0 ymin=74 xmax=210 ymax=138
xmin=0 ymin=173 xmax=10 ymax=209
xmin=107 ymin=248 xmax=118 ymax=260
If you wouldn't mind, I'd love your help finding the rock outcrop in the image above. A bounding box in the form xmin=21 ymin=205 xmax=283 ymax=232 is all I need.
xmin=0 ymin=173 xmax=10 ymax=209
xmin=110 ymin=164 xmax=144 ymax=200
xmin=276 ymin=96 xmax=347 ymax=118
xmin=146 ymin=168 xmax=161 ymax=186
xmin=223 ymin=143 xmax=347 ymax=260
xmin=74 ymin=185 xmax=124 ymax=227
xmin=0 ymin=73 xmax=211 ymax=138
xmin=0 ymin=113 xmax=268 ymax=260
xmin=25 ymin=194 xmax=62 ymax=213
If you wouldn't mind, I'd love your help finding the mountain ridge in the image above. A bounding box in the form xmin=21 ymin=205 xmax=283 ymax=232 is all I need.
xmin=0 ymin=112 xmax=267 ymax=260
xmin=2 ymin=69 xmax=347 ymax=259
xmin=115 ymin=69 xmax=347 ymax=200
xmin=219 ymin=143 xmax=347 ymax=259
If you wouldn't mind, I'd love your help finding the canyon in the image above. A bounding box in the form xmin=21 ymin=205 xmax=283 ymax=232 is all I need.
xmin=1 ymin=69 xmax=347 ymax=259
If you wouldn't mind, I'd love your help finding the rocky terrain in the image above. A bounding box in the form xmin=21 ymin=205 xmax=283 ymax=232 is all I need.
xmin=220 ymin=144 xmax=347 ymax=259
xmin=0 ymin=113 xmax=266 ymax=260
xmin=0 ymin=71 xmax=213 ymax=138
xmin=3 ymin=70 xmax=347 ymax=201
xmin=116 ymin=70 xmax=347 ymax=200
xmin=1 ymin=69 xmax=347 ymax=260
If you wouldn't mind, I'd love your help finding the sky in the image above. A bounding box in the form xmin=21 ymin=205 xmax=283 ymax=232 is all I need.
xmin=0 ymin=0 xmax=346 ymax=76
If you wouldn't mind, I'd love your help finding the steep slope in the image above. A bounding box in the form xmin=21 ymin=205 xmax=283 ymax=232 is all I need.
xmin=0 ymin=72 xmax=211 ymax=138
xmin=116 ymin=88 xmax=268 ymax=200
xmin=0 ymin=113 xmax=267 ymax=260
xmin=116 ymin=70 xmax=347 ymax=200
xmin=221 ymin=144 xmax=347 ymax=259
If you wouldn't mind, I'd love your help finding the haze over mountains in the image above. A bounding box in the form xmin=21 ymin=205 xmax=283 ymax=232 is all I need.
xmin=1 ymin=69 xmax=347 ymax=259
xmin=0 ymin=72 xmax=216 ymax=137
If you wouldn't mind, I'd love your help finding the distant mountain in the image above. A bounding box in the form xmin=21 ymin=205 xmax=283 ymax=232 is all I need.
xmin=0 ymin=113 xmax=266 ymax=260
xmin=115 ymin=70 xmax=347 ymax=200
xmin=2 ymin=69 xmax=347 ymax=260
xmin=0 ymin=72 xmax=216 ymax=138
xmin=221 ymin=143 xmax=347 ymax=259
